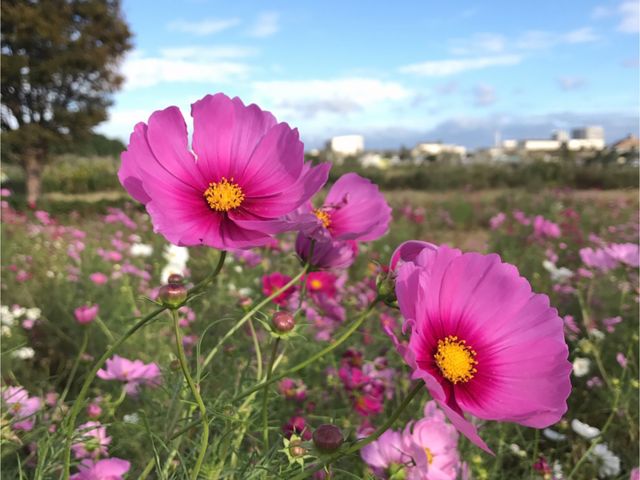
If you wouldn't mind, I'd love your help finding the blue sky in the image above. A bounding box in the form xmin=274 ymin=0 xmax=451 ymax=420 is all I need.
xmin=98 ymin=0 xmax=639 ymax=149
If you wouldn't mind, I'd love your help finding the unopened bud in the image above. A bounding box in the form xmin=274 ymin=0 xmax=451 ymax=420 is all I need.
xmin=272 ymin=311 xmax=295 ymax=333
xmin=289 ymin=439 xmax=307 ymax=457
xmin=376 ymin=272 xmax=396 ymax=303
xmin=167 ymin=273 xmax=184 ymax=285
xmin=159 ymin=282 xmax=187 ymax=309
xmin=313 ymin=424 xmax=343 ymax=453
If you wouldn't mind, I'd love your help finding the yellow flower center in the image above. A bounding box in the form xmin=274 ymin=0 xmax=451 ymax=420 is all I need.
xmin=314 ymin=209 xmax=331 ymax=228
xmin=310 ymin=279 xmax=323 ymax=290
xmin=11 ymin=402 xmax=22 ymax=413
xmin=434 ymin=335 xmax=478 ymax=384
xmin=204 ymin=177 xmax=245 ymax=212
xmin=424 ymin=447 xmax=433 ymax=465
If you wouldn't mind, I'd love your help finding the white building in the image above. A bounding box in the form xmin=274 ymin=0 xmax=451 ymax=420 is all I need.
xmin=501 ymin=126 xmax=605 ymax=153
xmin=359 ymin=152 xmax=389 ymax=169
xmin=412 ymin=142 xmax=466 ymax=157
xmin=329 ymin=135 xmax=364 ymax=156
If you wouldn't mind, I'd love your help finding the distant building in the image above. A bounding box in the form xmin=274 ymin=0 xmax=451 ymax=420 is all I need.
xmin=359 ymin=152 xmax=389 ymax=169
xmin=501 ymin=126 xmax=605 ymax=154
xmin=329 ymin=135 xmax=364 ymax=157
xmin=572 ymin=126 xmax=604 ymax=140
xmin=412 ymin=142 xmax=466 ymax=158
xmin=611 ymin=134 xmax=639 ymax=153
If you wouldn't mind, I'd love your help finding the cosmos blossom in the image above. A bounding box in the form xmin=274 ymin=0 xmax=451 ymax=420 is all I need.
xmin=393 ymin=243 xmax=572 ymax=452
xmin=74 ymin=304 xmax=99 ymax=325
xmin=71 ymin=421 xmax=111 ymax=459
xmin=262 ymin=272 xmax=296 ymax=306
xmin=70 ymin=458 xmax=130 ymax=480
xmin=295 ymin=235 xmax=358 ymax=270
xmin=97 ymin=355 xmax=162 ymax=395
xmin=118 ymin=93 xmax=330 ymax=250
xmin=2 ymin=386 xmax=41 ymax=431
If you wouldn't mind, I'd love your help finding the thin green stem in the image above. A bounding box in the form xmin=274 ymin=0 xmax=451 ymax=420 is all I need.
xmin=61 ymin=306 xmax=166 ymax=480
xmin=262 ymin=337 xmax=280 ymax=450
xmin=110 ymin=386 xmax=127 ymax=411
xmin=58 ymin=330 xmax=89 ymax=406
xmin=94 ymin=316 xmax=115 ymax=344
xmin=188 ymin=250 xmax=227 ymax=296
xmin=201 ymin=264 xmax=310 ymax=371
xmin=172 ymin=309 xmax=209 ymax=480
xmin=247 ymin=319 xmax=263 ymax=380
xmin=232 ymin=298 xmax=381 ymax=403
xmin=290 ymin=380 xmax=425 ymax=479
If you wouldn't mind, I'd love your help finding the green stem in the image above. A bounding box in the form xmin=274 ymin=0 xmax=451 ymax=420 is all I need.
xmin=110 ymin=386 xmax=127 ymax=411
xmin=61 ymin=306 xmax=166 ymax=480
xmin=94 ymin=316 xmax=115 ymax=344
xmin=201 ymin=264 xmax=310 ymax=371
xmin=172 ymin=309 xmax=209 ymax=480
xmin=290 ymin=380 xmax=425 ymax=479
xmin=262 ymin=337 xmax=280 ymax=450
xmin=188 ymin=250 xmax=227 ymax=296
xmin=58 ymin=330 xmax=89 ymax=406
xmin=232 ymin=298 xmax=381 ymax=403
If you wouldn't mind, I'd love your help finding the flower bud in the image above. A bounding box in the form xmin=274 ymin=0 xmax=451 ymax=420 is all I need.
xmin=313 ymin=424 xmax=343 ymax=453
xmin=272 ymin=310 xmax=295 ymax=333
xmin=376 ymin=271 xmax=396 ymax=304
xmin=167 ymin=273 xmax=184 ymax=285
xmin=159 ymin=282 xmax=187 ymax=309
xmin=289 ymin=438 xmax=307 ymax=458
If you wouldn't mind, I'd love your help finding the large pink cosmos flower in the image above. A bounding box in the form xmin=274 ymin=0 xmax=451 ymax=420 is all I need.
xmin=393 ymin=243 xmax=571 ymax=452
xmin=97 ymin=355 xmax=162 ymax=395
xmin=119 ymin=93 xmax=330 ymax=250
xmin=2 ymin=386 xmax=41 ymax=431
xmin=70 ymin=458 xmax=130 ymax=480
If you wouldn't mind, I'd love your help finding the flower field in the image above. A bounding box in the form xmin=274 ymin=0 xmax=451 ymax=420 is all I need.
xmin=2 ymin=184 xmax=638 ymax=479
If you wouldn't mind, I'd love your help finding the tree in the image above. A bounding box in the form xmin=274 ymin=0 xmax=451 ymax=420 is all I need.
xmin=1 ymin=0 xmax=131 ymax=206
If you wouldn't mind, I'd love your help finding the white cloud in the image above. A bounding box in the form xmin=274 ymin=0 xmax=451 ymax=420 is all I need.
xmin=248 ymin=12 xmax=280 ymax=38
xmin=167 ymin=18 xmax=240 ymax=36
xmin=516 ymin=27 xmax=599 ymax=49
xmin=618 ymin=0 xmax=639 ymax=33
xmin=557 ymin=76 xmax=587 ymax=90
xmin=450 ymin=33 xmax=506 ymax=55
xmin=473 ymin=84 xmax=497 ymax=106
xmin=122 ymin=51 xmax=250 ymax=89
xmin=159 ymin=45 xmax=257 ymax=60
xmin=399 ymin=54 xmax=522 ymax=77
xmin=252 ymin=78 xmax=412 ymax=118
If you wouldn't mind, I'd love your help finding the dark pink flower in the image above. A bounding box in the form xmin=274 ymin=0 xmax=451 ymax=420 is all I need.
xmin=118 ymin=93 xmax=330 ymax=249
xmin=70 ymin=458 xmax=130 ymax=480
xmin=262 ymin=272 xmax=296 ymax=306
xmin=74 ymin=304 xmax=99 ymax=325
xmin=278 ymin=378 xmax=307 ymax=401
xmin=394 ymin=244 xmax=571 ymax=452
xmin=89 ymin=273 xmax=109 ymax=285
xmin=295 ymin=235 xmax=357 ymax=270
xmin=97 ymin=355 xmax=162 ymax=395
xmin=306 ymin=272 xmax=337 ymax=297
xmin=283 ymin=416 xmax=312 ymax=440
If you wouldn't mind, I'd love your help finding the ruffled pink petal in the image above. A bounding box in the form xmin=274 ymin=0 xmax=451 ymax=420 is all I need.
xmin=118 ymin=123 xmax=151 ymax=204
xmin=389 ymin=240 xmax=437 ymax=271
xmin=191 ymin=94 xmax=277 ymax=182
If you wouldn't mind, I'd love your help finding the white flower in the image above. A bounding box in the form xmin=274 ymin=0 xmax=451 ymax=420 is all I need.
xmin=163 ymin=244 xmax=189 ymax=266
xmin=25 ymin=308 xmax=41 ymax=321
xmin=552 ymin=460 xmax=564 ymax=479
xmin=123 ymin=413 xmax=140 ymax=424
xmin=590 ymin=443 xmax=621 ymax=477
xmin=10 ymin=306 xmax=25 ymax=318
xmin=509 ymin=443 xmax=526 ymax=457
xmin=11 ymin=347 xmax=35 ymax=360
xmin=1 ymin=306 xmax=15 ymax=327
xmin=543 ymin=428 xmax=567 ymax=441
xmin=542 ymin=260 xmax=574 ymax=283
xmin=589 ymin=329 xmax=605 ymax=341
xmin=1 ymin=326 xmax=12 ymax=337
xmin=233 ymin=265 xmax=243 ymax=273
xmin=238 ymin=288 xmax=252 ymax=297
xmin=571 ymin=419 xmax=600 ymax=439
xmin=572 ymin=357 xmax=591 ymax=377
xmin=130 ymin=243 xmax=153 ymax=257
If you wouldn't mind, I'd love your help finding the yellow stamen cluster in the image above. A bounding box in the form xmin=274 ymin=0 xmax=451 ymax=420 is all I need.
xmin=314 ymin=209 xmax=331 ymax=229
xmin=309 ymin=279 xmax=323 ymax=290
xmin=424 ymin=447 xmax=434 ymax=465
xmin=434 ymin=335 xmax=478 ymax=384
xmin=204 ymin=177 xmax=245 ymax=212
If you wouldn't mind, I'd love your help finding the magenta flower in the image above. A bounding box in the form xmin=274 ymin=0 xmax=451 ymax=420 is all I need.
xmin=579 ymin=247 xmax=617 ymax=272
xmin=295 ymin=234 xmax=357 ymax=270
xmin=70 ymin=458 xmax=130 ymax=480
xmin=605 ymin=243 xmax=639 ymax=267
xmin=89 ymin=272 xmax=108 ymax=285
xmin=71 ymin=421 xmax=111 ymax=459
xmin=262 ymin=272 xmax=296 ymax=306
xmin=2 ymin=386 xmax=41 ymax=431
xmin=532 ymin=215 xmax=561 ymax=239
xmin=278 ymin=378 xmax=308 ymax=401
xmin=390 ymin=240 xmax=437 ymax=272
xmin=394 ymin=244 xmax=571 ymax=452
xmin=74 ymin=304 xmax=99 ymax=325
xmin=489 ymin=212 xmax=506 ymax=230
xmin=283 ymin=416 xmax=312 ymax=440
xmin=97 ymin=355 xmax=162 ymax=395
xmin=306 ymin=272 xmax=337 ymax=297
xmin=118 ymin=93 xmax=330 ymax=249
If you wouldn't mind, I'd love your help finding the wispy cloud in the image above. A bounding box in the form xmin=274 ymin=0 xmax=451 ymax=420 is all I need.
xmin=450 ymin=33 xmax=506 ymax=55
xmin=399 ymin=55 xmax=522 ymax=77
xmin=122 ymin=50 xmax=249 ymax=89
xmin=473 ymin=84 xmax=497 ymax=106
xmin=167 ymin=18 xmax=240 ymax=36
xmin=618 ymin=0 xmax=639 ymax=33
xmin=247 ymin=12 xmax=280 ymax=38
xmin=557 ymin=76 xmax=587 ymax=90
xmin=159 ymin=45 xmax=257 ymax=60
xmin=252 ymin=78 xmax=412 ymax=118
xmin=515 ymin=27 xmax=599 ymax=49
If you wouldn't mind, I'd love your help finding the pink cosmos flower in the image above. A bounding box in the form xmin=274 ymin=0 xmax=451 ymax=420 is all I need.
xmin=630 ymin=467 xmax=639 ymax=480
xmin=616 ymin=353 xmax=628 ymax=368
xmin=119 ymin=93 xmax=330 ymax=249
xmin=278 ymin=378 xmax=308 ymax=401
xmin=306 ymin=272 xmax=337 ymax=297
xmin=489 ymin=212 xmax=506 ymax=230
xmin=89 ymin=273 xmax=108 ymax=285
xmin=283 ymin=416 xmax=312 ymax=440
xmin=361 ymin=429 xmax=412 ymax=476
xmin=579 ymin=247 xmax=617 ymax=272
xmin=71 ymin=421 xmax=111 ymax=459
xmin=605 ymin=243 xmax=639 ymax=267
xmin=87 ymin=402 xmax=102 ymax=419
xmin=403 ymin=401 xmax=460 ymax=480
xmin=2 ymin=386 xmax=41 ymax=431
xmin=262 ymin=272 xmax=296 ymax=306
xmin=602 ymin=316 xmax=622 ymax=333
xmin=70 ymin=458 xmax=130 ymax=480
xmin=394 ymin=243 xmax=571 ymax=452
xmin=74 ymin=304 xmax=99 ymax=325
xmin=97 ymin=355 xmax=162 ymax=395
xmin=295 ymin=235 xmax=357 ymax=270
xmin=532 ymin=215 xmax=561 ymax=239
